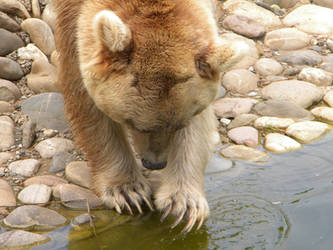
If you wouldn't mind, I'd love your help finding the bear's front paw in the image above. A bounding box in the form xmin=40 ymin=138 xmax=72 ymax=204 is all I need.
xmin=154 ymin=186 xmax=209 ymax=233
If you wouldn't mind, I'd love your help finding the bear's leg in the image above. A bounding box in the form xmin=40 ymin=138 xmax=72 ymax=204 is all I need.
xmin=153 ymin=105 xmax=217 ymax=233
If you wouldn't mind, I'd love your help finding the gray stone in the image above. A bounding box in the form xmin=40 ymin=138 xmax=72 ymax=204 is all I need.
xmin=0 ymin=0 xmax=30 ymax=19
xmin=264 ymin=133 xmax=302 ymax=153
xmin=0 ymin=230 xmax=49 ymax=248
xmin=0 ymin=178 xmax=16 ymax=206
xmin=264 ymin=28 xmax=310 ymax=50
xmin=9 ymin=159 xmax=40 ymax=177
xmin=0 ymin=79 xmax=21 ymax=102
xmin=0 ymin=101 xmax=14 ymax=113
xmin=65 ymin=161 xmax=91 ymax=188
xmin=284 ymin=67 xmax=301 ymax=76
xmin=0 ymin=152 xmax=14 ymax=166
xmin=0 ymin=28 xmax=24 ymax=56
xmin=0 ymin=116 xmax=14 ymax=150
xmin=220 ymin=144 xmax=269 ymax=162
xmin=18 ymin=184 xmax=52 ymax=205
xmin=213 ymin=98 xmax=258 ymax=118
xmin=73 ymin=213 xmax=92 ymax=226
xmin=277 ymin=50 xmax=323 ymax=67
xmin=17 ymin=43 xmax=48 ymax=62
xmin=227 ymin=113 xmax=258 ymax=129
xmin=0 ymin=11 xmax=20 ymax=32
xmin=222 ymin=69 xmax=258 ymax=94
xmin=298 ymin=67 xmax=333 ymax=86
xmin=0 ymin=57 xmax=24 ymax=80
xmin=286 ymin=121 xmax=330 ymax=143
xmin=22 ymin=119 xmax=36 ymax=148
xmin=227 ymin=126 xmax=259 ymax=147
xmin=24 ymin=175 xmax=68 ymax=187
xmin=35 ymin=138 xmax=75 ymax=159
xmin=254 ymin=58 xmax=283 ymax=76
xmin=49 ymin=151 xmax=75 ymax=173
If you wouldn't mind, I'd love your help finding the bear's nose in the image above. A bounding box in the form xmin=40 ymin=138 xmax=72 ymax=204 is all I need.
xmin=141 ymin=159 xmax=167 ymax=170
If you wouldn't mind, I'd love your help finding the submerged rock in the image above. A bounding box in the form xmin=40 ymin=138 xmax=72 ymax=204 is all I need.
xmin=0 ymin=230 xmax=49 ymax=248
xmin=220 ymin=145 xmax=269 ymax=162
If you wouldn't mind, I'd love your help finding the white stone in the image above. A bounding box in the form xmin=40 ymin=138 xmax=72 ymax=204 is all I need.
xmin=35 ymin=138 xmax=75 ymax=158
xmin=264 ymin=133 xmax=302 ymax=153
xmin=18 ymin=184 xmax=52 ymax=205
xmin=17 ymin=43 xmax=48 ymax=62
xmin=220 ymin=144 xmax=269 ymax=162
xmin=311 ymin=107 xmax=333 ymax=122
xmin=298 ymin=67 xmax=333 ymax=86
xmin=254 ymin=58 xmax=283 ymax=76
xmin=0 ymin=116 xmax=14 ymax=150
xmin=324 ymin=90 xmax=333 ymax=107
xmin=222 ymin=69 xmax=258 ymax=94
xmin=9 ymin=159 xmax=40 ymax=177
xmin=286 ymin=121 xmax=330 ymax=143
xmin=254 ymin=116 xmax=295 ymax=129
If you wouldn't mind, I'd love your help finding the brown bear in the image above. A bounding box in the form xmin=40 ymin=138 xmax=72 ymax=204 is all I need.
xmin=54 ymin=0 xmax=237 ymax=232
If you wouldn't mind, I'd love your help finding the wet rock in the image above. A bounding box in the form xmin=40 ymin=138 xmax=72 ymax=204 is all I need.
xmin=298 ymin=67 xmax=333 ymax=86
xmin=277 ymin=50 xmax=323 ymax=67
xmin=0 ymin=29 xmax=24 ymax=56
xmin=0 ymin=179 xmax=16 ymax=206
xmin=0 ymin=101 xmax=14 ymax=113
xmin=21 ymin=18 xmax=55 ymax=56
xmin=254 ymin=58 xmax=283 ymax=76
xmin=222 ymin=69 xmax=258 ymax=94
xmin=24 ymin=175 xmax=68 ymax=187
xmin=0 ymin=79 xmax=21 ymax=102
xmin=9 ymin=159 xmax=40 ymax=177
xmin=205 ymin=154 xmax=233 ymax=174
xmin=17 ymin=43 xmax=48 ymax=62
xmin=227 ymin=126 xmax=259 ymax=147
xmin=264 ymin=133 xmax=302 ymax=153
xmin=21 ymin=93 xmax=69 ymax=132
xmin=31 ymin=0 xmax=40 ymax=18
xmin=0 ymin=0 xmax=30 ymax=19
xmin=0 ymin=152 xmax=14 ymax=166
xmin=222 ymin=14 xmax=266 ymax=38
xmin=264 ymin=28 xmax=310 ymax=50
xmin=0 ymin=57 xmax=24 ymax=80
xmin=73 ymin=213 xmax=92 ymax=226
xmin=324 ymin=90 xmax=333 ymax=107
xmin=65 ymin=161 xmax=91 ymax=188
xmin=49 ymin=151 xmax=75 ymax=173
xmin=313 ymin=0 xmax=333 ymax=9
xmin=4 ymin=205 xmax=66 ymax=229
xmin=261 ymin=80 xmax=324 ymax=108
xmin=42 ymin=2 xmax=56 ymax=31
xmin=18 ymin=184 xmax=52 ymax=205
xmin=220 ymin=144 xmax=269 ymax=162
xmin=22 ymin=120 xmax=36 ymax=148
xmin=254 ymin=116 xmax=295 ymax=129
xmin=35 ymin=138 xmax=75 ymax=159
xmin=286 ymin=121 xmax=330 ymax=143
xmin=311 ymin=107 xmax=333 ymax=122
xmin=0 ymin=11 xmax=20 ymax=32
xmin=0 ymin=230 xmax=49 ymax=248
xmin=227 ymin=113 xmax=258 ymax=129
xmin=0 ymin=116 xmax=14 ymax=150
xmin=213 ymin=98 xmax=258 ymax=118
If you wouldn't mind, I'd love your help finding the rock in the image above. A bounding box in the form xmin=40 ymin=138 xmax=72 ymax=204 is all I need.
xmin=254 ymin=116 xmax=295 ymax=129
xmin=22 ymin=120 xmax=36 ymax=148
xmin=17 ymin=43 xmax=48 ymax=62
xmin=73 ymin=213 xmax=92 ymax=226
xmin=0 ymin=101 xmax=14 ymax=113
xmin=324 ymin=90 xmax=333 ymax=107
xmin=0 ymin=28 xmax=24 ymax=56
xmin=254 ymin=58 xmax=283 ymax=76
xmin=222 ymin=69 xmax=258 ymax=94
xmin=224 ymin=0 xmax=281 ymax=27
xmin=227 ymin=126 xmax=259 ymax=147
xmin=0 ymin=116 xmax=14 ymax=150
xmin=49 ymin=151 xmax=75 ymax=173
xmin=43 ymin=129 xmax=58 ymax=138
xmin=284 ymin=67 xmax=301 ymax=76
xmin=279 ymin=0 xmax=301 ymax=8
xmin=31 ymin=0 xmax=40 ymax=18
xmin=313 ymin=0 xmax=333 ymax=9
xmin=18 ymin=184 xmax=52 ymax=205
xmin=311 ymin=107 xmax=333 ymax=122
xmin=322 ymin=63 xmax=333 ymax=73
xmin=35 ymin=138 xmax=75 ymax=159
xmin=213 ymin=98 xmax=258 ymax=118
xmin=65 ymin=161 xmax=91 ymax=188
xmin=0 ymin=11 xmax=20 ymax=32
xmin=220 ymin=144 xmax=269 ymax=162
xmin=0 ymin=179 xmax=16 ymax=206
xmin=0 ymin=79 xmax=21 ymax=102
xmin=298 ymin=67 xmax=333 ymax=86
xmin=0 ymin=230 xmax=48 ymax=248
xmin=21 ymin=18 xmax=55 ymax=56
xmin=21 ymin=93 xmax=69 ymax=132
xmin=283 ymin=4 xmax=333 ymax=35
xmin=4 ymin=205 xmax=66 ymax=229
xmin=0 ymin=57 xmax=24 ymax=80
xmin=327 ymin=39 xmax=333 ymax=52
xmin=227 ymin=113 xmax=258 ymax=129
xmin=0 ymin=0 xmax=30 ymax=19
xmin=264 ymin=28 xmax=310 ymax=50
xmin=24 ymin=175 xmax=68 ymax=187
xmin=42 ymin=2 xmax=56 ymax=31
xmin=261 ymin=80 xmax=324 ymax=108
xmin=286 ymin=121 xmax=330 ymax=143
xmin=8 ymin=159 xmax=40 ymax=177
xmin=254 ymin=100 xmax=314 ymax=120
xmin=264 ymin=133 xmax=302 ymax=153
xmin=0 ymin=152 xmax=14 ymax=166
xmin=277 ymin=50 xmax=323 ymax=67
xmin=205 ymin=153 xmax=233 ymax=174
xmin=222 ymin=14 xmax=266 ymax=38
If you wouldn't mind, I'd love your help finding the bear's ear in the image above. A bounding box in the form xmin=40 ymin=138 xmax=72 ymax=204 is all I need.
xmin=93 ymin=10 xmax=132 ymax=52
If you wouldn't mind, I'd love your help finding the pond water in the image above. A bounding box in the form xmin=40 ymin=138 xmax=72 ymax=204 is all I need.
xmin=14 ymin=131 xmax=333 ymax=249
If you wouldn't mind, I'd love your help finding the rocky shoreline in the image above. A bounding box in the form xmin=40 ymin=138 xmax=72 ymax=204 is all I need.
xmin=1 ymin=0 xmax=333 ymax=248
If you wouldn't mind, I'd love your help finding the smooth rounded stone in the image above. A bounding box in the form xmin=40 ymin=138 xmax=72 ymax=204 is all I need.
xmin=222 ymin=14 xmax=266 ymax=38
xmin=0 ymin=101 xmax=14 ymax=113
xmin=254 ymin=58 xmax=283 ymax=76
xmin=0 ymin=11 xmax=20 ymax=32
xmin=284 ymin=67 xmax=301 ymax=76
xmin=321 ymin=63 xmax=333 ymax=73
xmin=254 ymin=100 xmax=314 ymax=120
xmin=22 ymin=119 xmax=36 ymax=149
xmin=73 ymin=213 xmax=92 ymax=226
xmin=0 ymin=179 xmax=16 ymax=206
xmin=264 ymin=133 xmax=302 ymax=153
xmin=227 ymin=113 xmax=258 ymax=129
xmin=54 ymin=184 xmax=103 ymax=209
xmin=277 ymin=50 xmax=323 ymax=67
xmin=279 ymin=0 xmax=301 ymax=8
xmin=205 ymin=153 xmax=233 ymax=174
xmin=0 ymin=28 xmax=24 ymax=56
xmin=17 ymin=43 xmax=48 ymax=62
xmin=18 ymin=184 xmax=52 ymax=205
xmin=4 ymin=205 xmax=66 ymax=229
xmin=49 ymin=151 xmax=75 ymax=173
xmin=261 ymin=80 xmax=324 ymax=108
xmin=286 ymin=121 xmax=330 ymax=143
xmin=21 ymin=93 xmax=69 ymax=132
xmin=0 ymin=230 xmax=49 ymax=248
xmin=311 ymin=107 xmax=333 ymax=122
xmin=222 ymin=69 xmax=258 ymax=94
xmin=254 ymin=116 xmax=295 ymax=129
xmin=227 ymin=126 xmax=259 ymax=147
xmin=327 ymin=39 xmax=333 ymax=52
xmin=35 ymin=138 xmax=74 ymax=159
xmin=283 ymin=4 xmax=333 ymax=35
xmin=9 ymin=159 xmax=40 ymax=177
xmin=213 ymin=98 xmax=258 ymax=118
xmin=0 ymin=57 xmax=24 ymax=80
xmin=21 ymin=18 xmax=55 ymax=56
xmin=220 ymin=144 xmax=269 ymax=162
xmin=65 ymin=161 xmax=91 ymax=188
xmin=324 ymin=90 xmax=333 ymax=107
xmin=0 ymin=0 xmax=30 ymax=19
xmin=298 ymin=67 xmax=333 ymax=86
xmin=0 ymin=116 xmax=14 ymax=150
xmin=224 ymin=0 xmax=281 ymax=27
xmin=264 ymin=28 xmax=310 ymax=50
xmin=42 ymin=2 xmax=56 ymax=31
xmin=24 ymin=175 xmax=68 ymax=187
xmin=31 ymin=0 xmax=40 ymax=18
xmin=0 ymin=152 xmax=14 ymax=165
xmin=314 ymin=0 xmax=333 ymax=9
xmin=0 ymin=79 xmax=21 ymax=102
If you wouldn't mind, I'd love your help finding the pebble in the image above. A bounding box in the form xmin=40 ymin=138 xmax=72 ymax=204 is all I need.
xmin=17 ymin=43 xmax=48 ymax=62
xmin=0 ymin=0 xmax=31 ymax=19
xmin=49 ymin=151 xmax=75 ymax=173
xmin=65 ymin=161 xmax=91 ymax=188
xmin=0 ymin=28 xmax=24 ymax=56
xmin=31 ymin=0 xmax=40 ymax=18
xmin=277 ymin=50 xmax=323 ymax=67
xmin=18 ymin=184 xmax=52 ymax=205
xmin=0 ymin=116 xmax=14 ymax=150
xmin=0 ymin=57 xmax=24 ymax=80
xmin=0 ymin=11 xmax=20 ymax=32
xmin=298 ymin=67 xmax=333 ymax=86
xmin=0 ymin=101 xmax=14 ymax=113
xmin=264 ymin=28 xmax=310 ymax=50
xmin=22 ymin=119 xmax=36 ymax=148
xmin=227 ymin=113 xmax=258 ymax=129
xmin=264 ymin=133 xmax=302 ymax=153
xmin=24 ymin=175 xmax=68 ymax=187
xmin=311 ymin=107 xmax=333 ymax=122
xmin=220 ymin=144 xmax=269 ymax=162
xmin=286 ymin=121 xmax=330 ymax=143
xmin=0 ymin=152 xmax=14 ymax=166
xmin=261 ymin=80 xmax=324 ymax=108
xmin=324 ymin=90 xmax=333 ymax=107
xmin=73 ymin=213 xmax=92 ymax=226
xmin=0 ymin=179 xmax=16 ymax=206
xmin=4 ymin=205 xmax=67 ymax=229
xmin=254 ymin=116 xmax=295 ymax=129
xmin=35 ymin=137 xmax=75 ymax=159
xmin=313 ymin=0 xmax=333 ymax=9
xmin=222 ymin=69 xmax=258 ymax=94
xmin=0 ymin=79 xmax=21 ymax=102
xmin=42 ymin=1 xmax=56 ymax=31
xmin=254 ymin=58 xmax=283 ymax=76
xmin=213 ymin=97 xmax=258 ymax=118
xmin=0 ymin=230 xmax=49 ymax=248
xmin=227 ymin=126 xmax=259 ymax=147
xmin=8 ymin=159 xmax=40 ymax=177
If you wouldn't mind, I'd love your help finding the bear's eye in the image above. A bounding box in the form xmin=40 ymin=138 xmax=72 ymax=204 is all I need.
xmin=194 ymin=55 xmax=215 ymax=79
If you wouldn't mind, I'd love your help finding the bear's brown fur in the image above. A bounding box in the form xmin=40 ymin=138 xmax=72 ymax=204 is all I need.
xmin=55 ymin=0 xmax=237 ymax=232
